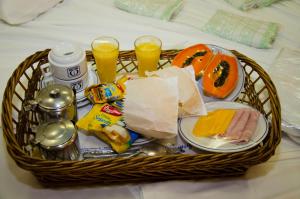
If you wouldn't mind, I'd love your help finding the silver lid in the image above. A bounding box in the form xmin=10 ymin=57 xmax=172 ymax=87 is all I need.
xmin=37 ymin=84 xmax=74 ymax=110
xmin=35 ymin=120 xmax=77 ymax=150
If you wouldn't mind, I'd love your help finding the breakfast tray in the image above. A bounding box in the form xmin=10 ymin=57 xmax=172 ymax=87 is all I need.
xmin=2 ymin=49 xmax=281 ymax=186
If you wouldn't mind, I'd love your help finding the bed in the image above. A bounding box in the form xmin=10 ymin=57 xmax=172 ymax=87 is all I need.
xmin=0 ymin=0 xmax=299 ymax=198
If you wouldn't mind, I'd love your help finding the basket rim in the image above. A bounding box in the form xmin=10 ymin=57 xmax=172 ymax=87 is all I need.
xmin=1 ymin=48 xmax=281 ymax=171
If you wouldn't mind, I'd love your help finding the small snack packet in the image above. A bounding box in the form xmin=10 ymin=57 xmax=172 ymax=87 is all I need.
xmin=76 ymin=103 xmax=122 ymax=131
xmin=76 ymin=103 xmax=138 ymax=153
xmin=110 ymin=100 xmax=124 ymax=112
xmin=85 ymin=76 xmax=128 ymax=104
xmin=95 ymin=124 xmax=140 ymax=153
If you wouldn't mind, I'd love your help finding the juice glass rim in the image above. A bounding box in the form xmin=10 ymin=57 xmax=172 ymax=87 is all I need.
xmin=91 ymin=36 xmax=119 ymax=52
xmin=134 ymin=35 xmax=162 ymax=51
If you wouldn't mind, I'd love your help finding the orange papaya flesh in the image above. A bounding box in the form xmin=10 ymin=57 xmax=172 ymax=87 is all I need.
xmin=172 ymin=44 xmax=212 ymax=76
xmin=191 ymin=51 xmax=214 ymax=77
xmin=203 ymin=54 xmax=238 ymax=98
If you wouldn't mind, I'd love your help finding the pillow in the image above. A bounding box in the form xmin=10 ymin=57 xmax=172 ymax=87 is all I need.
xmin=0 ymin=0 xmax=62 ymax=25
xmin=114 ymin=0 xmax=183 ymax=21
xmin=201 ymin=10 xmax=279 ymax=49
xmin=225 ymin=0 xmax=281 ymax=11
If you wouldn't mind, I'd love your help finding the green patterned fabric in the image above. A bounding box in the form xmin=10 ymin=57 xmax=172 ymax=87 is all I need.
xmin=114 ymin=0 xmax=183 ymax=21
xmin=201 ymin=10 xmax=279 ymax=49
xmin=225 ymin=0 xmax=281 ymax=11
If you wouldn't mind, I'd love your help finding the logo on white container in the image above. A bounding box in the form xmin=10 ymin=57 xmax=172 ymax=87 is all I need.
xmin=67 ymin=66 xmax=81 ymax=78
xmin=71 ymin=80 xmax=83 ymax=91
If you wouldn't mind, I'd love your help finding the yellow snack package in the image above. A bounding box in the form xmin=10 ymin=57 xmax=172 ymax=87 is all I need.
xmin=76 ymin=102 xmax=139 ymax=153
xmin=76 ymin=103 xmax=122 ymax=132
xmin=84 ymin=75 xmax=128 ymax=104
xmin=94 ymin=124 xmax=131 ymax=153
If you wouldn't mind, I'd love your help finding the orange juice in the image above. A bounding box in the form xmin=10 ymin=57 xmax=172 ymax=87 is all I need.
xmin=92 ymin=38 xmax=119 ymax=83
xmin=135 ymin=36 xmax=161 ymax=77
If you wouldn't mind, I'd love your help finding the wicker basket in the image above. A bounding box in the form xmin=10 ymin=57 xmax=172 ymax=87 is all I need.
xmin=2 ymin=49 xmax=281 ymax=186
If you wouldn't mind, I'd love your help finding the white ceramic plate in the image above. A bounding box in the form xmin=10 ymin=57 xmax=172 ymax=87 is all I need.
xmin=178 ymin=101 xmax=269 ymax=153
xmin=198 ymin=45 xmax=245 ymax=103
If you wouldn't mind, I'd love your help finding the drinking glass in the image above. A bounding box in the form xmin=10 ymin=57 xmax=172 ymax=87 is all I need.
xmin=92 ymin=36 xmax=119 ymax=83
xmin=134 ymin=35 xmax=162 ymax=77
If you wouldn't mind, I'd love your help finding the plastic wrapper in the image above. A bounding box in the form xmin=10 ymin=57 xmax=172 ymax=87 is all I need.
xmin=268 ymin=48 xmax=300 ymax=139
xmin=76 ymin=103 xmax=138 ymax=153
xmin=94 ymin=124 xmax=139 ymax=153
xmin=84 ymin=76 xmax=127 ymax=104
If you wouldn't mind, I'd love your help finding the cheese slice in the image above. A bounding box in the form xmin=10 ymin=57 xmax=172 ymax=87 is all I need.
xmin=193 ymin=109 xmax=236 ymax=137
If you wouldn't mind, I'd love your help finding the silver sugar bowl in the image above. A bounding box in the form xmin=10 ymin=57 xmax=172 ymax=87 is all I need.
xmin=34 ymin=120 xmax=80 ymax=160
xmin=25 ymin=84 xmax=77 ymax=122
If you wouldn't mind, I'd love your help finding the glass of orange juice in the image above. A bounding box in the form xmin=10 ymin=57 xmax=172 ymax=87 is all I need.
xmin=91 ymin=36 xmax=119 ymax=83
xmin=134 ymin=35 xmax=162 ymax=77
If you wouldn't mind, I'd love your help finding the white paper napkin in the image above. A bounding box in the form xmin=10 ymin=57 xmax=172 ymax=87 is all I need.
xmin=147 ymin=66 xmax=207 ymax=117
xmin=124 ymin=76 xmax=179 ymax=139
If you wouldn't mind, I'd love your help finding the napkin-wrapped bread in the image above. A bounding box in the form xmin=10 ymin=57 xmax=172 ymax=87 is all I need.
xmin=124 ymin=76 xmax=179 ymax=139
xmin=124 ymin=66 xmax=207 ymax=139
xmin=147 ymin=65 xmax=207 ymax=117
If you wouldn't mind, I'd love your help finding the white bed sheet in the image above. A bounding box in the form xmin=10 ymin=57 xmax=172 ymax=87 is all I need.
xmin=1 ymin=0 xmax=299 ymax=114
xmin=0 ymin=0 xmax=300 ymax=198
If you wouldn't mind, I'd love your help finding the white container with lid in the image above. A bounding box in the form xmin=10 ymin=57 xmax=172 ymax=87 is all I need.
xmin=48 ymin=42 xmax=87 ymax=80
xmin=52 ymin=69 xmax=89 ymax=93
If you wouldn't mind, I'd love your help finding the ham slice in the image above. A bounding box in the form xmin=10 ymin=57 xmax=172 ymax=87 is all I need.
xmin=225 ymin=109 xmax=250 ymax=140
xmin=225 ymin=108 xmax=246 ymax=135
xmin=224 ymin=108 xmax=260 ymax=143
xmin=239 ymin=111 xmax=260 ymax=142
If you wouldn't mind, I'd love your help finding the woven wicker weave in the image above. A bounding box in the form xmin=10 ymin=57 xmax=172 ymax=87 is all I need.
xmin=2 ymin=49 xmax=281 ymax=186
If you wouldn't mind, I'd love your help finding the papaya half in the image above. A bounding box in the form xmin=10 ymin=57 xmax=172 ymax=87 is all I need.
xmin=172 ymin=44 xmax=213 ymax=78
xmin=202 ymin=54 xmax=238 ymax=99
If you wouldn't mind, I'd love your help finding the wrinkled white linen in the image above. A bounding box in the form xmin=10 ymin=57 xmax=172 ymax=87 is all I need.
xmin=2 ymin=0 xmax=296 ymax=123
xmin=114 ymin=0 xmax=183 ymax=21
xmin=0 ymin=0 xmax=62 ymax=24
xmin=142 ymin=137 xmax=300 ymax=199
